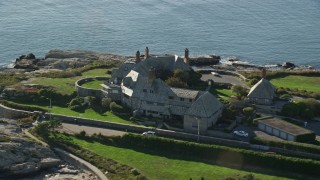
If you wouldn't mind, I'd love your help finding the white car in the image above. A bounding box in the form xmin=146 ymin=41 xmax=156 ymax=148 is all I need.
xmin=142 ymin=131 xmax=156 ymax=136
xmin=233 ymin=130 xmax=248 ymax=137
xmin=211 ymin=72 xmax=220 ymax=76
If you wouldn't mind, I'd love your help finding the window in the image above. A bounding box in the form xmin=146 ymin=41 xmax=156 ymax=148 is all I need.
xmin=150 ymin=90 xmax=154 ymax=93
xmin=189 ymin=99 xmax=192 ymax=102
xmin=180 ymin=98 xmax=184 ymax=101
xmin=143 ymin=89 xmax=147 ymax=92
xmin=168 ymin=96 xmax=174 ymax=100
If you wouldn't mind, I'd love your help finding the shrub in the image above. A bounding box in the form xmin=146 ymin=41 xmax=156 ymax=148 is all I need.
xmin=79 ymin=130 xmax=86 ymax=137
xmin=231 ymin=85 xmax=247 ymax=99
xmin=251 ymin=137 xmax=320 ymax=154
xmin=0 ymin=100 xmax=47 ymax=112
xmin=279 ymin=94 xmax=292 ymax=100
xmin=68 ymin=97 xmax=86 ymax=112
xmin=110 ymin=102 xmax=130 ymax=114
xmin=89 ymin=134 xmax=320 ymax=177
xmin=101 ymin=98 xmax=112 ymax=110
xmin=281 ymin=98 xmax=320 ymax=119
xmin=165 ymin=77 xmax=187 ymax=88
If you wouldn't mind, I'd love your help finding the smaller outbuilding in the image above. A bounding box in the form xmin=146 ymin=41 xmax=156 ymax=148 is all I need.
xmin=247 ymin=78 xmax=275 ymax=105
xmin=257 ymin=118 xmax=315 ymax=142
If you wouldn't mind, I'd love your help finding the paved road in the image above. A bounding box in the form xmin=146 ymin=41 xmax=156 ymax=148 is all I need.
xmin=201 ymin=74 xmax=248 ymax=88
xmin=60 ymin=123 xmax=127 ymax=136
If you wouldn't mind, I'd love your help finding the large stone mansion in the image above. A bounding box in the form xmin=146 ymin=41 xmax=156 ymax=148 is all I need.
xmin=102 ymin=48 xmax=223 ymax=133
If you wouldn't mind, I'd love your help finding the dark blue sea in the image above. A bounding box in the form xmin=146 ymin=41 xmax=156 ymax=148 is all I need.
xmin=1 ymin=0 xmax=320 ymax=68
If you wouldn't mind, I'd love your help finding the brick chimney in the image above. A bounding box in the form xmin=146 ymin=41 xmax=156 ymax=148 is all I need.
xmin=136 ymin=50 xmax=141 ymax=63
xmin=144 ymin=47 xmax=150 ymax=59
xmin=184 ymin=48 xmax=190 ymax=65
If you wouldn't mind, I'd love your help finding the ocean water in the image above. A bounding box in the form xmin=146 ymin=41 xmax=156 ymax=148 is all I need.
xmin=1 ymin=0 xmax=320 ymax=68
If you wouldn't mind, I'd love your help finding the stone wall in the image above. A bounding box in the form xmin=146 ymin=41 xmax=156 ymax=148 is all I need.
xmin=0 ymin=104 xmax=32 ymax=119
xmin=75 ymin=77 xmax=109 ymax=99
xmin=44 ymin=113 xmax=250 ymax=149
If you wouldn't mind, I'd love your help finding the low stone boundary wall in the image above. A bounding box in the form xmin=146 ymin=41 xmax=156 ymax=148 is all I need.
xmin=45 ymin=113 xmax=250 ymax=149
xmin=0 ymin=104 xmax=33 ymax=118
xmin=75 ymin=77 xmax=109 ymax=98
xmin=4 ymin=103 xmax=320 ymax=160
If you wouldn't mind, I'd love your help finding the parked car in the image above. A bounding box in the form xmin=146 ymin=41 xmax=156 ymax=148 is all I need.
xmin=211 ymin=72 xmax=220 ymax=76
xmin=142 ymin=131 xmax=156 ymax=136
xmin=233 ymin=130 xmax=248 ymax=137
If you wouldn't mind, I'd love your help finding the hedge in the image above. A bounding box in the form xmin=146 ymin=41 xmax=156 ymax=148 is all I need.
xmin=0 ymin=100 xmax=47 ymax=112
xmin=86 ymin=133 xmax=320 ymax=177
xmin=251 ymin=137 xmax=320 ymax=154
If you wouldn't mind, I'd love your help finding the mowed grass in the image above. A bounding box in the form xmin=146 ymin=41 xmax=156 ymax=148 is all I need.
xmin=81 ymin=80 xmax=105 ymax=89
xmin=30 ymin=77 xmax=78 ymax=95
xmin=8 ymin=100 xmax=135 ymax=125
xmin=81 ymin=68 xmax=111 ymax=77
xmin=22 ymin=68 xmax=111 ymax=95
xmin=210 ymin=88 xmax=234 ymax=101
xmin=70 ymin=136 xmax=289 ymax=180
xmin=269 ymin=75 xmax=320 ymax=93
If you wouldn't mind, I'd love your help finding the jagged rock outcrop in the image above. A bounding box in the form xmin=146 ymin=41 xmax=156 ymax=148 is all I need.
xmin=0 ymin=121 xmax=61 ymax=178
xmin=282 ymin=62 xmax=296 ymax=69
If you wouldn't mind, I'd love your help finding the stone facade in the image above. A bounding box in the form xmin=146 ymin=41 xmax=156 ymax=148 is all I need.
xmin=103 ymin=49 xmax=223 ymax=132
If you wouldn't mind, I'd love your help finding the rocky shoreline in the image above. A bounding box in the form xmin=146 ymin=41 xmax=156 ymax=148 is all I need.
xmin=0 ymin=119 xmax=97 ymax=179
xmin=0 ymin=49 xmax=318 ymax=75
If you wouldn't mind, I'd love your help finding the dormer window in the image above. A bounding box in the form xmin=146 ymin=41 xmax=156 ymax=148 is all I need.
xmin=150 ymin=90 xmax=154 ymax=93
xmin=180 ymin=98 xmax=184 ymax=101
xmin=143 ymin=89 xmax=147 ymax=93
xmin=189 ymin=99 xmax=192 ymax=102
xmin=168 ymin=96 xmax=174 ymax=100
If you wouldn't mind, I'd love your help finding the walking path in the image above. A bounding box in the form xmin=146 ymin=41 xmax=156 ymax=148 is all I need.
xmin=22 ymin=129 xmax=108 ymax=180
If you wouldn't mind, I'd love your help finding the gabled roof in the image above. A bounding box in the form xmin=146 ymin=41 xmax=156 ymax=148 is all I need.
xmin=133 ymin=56 xmax=191 ymax=77
xmin=186 ymin=92 xmax=223 ymax=118
xmin=247 ymin=78 xmax=275 ymax=99
xmin=170 ymin=88 xmax=199 ymax=99
xmin=111 ymin=62 xmax=136 ymax=82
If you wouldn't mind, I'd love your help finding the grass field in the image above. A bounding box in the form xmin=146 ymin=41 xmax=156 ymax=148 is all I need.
xmin=269 ymin=75 xmax=320 ymax=93
xmin=8 ymin=100 xmax=135 ymax=125
xmin=81 ymin=68 xmax=111 ymax=77
xmin=81 ymin=80 xmax=105 ymax=89
xmin=68 ymin=136 xmax=289 ymax=180
xmin=210 ymin=88 xmax=234 ymax=101
xmin=21 ymin=68 xmax=111 ymax=95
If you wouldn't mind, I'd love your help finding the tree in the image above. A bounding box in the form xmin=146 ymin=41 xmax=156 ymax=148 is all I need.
xmin=165 ymin=77 xmax=187 ymax=88
xmin=34 ymin=118 xmax=61 ymax=136
xmin=231 ymin=85 xmax=247 ymax=99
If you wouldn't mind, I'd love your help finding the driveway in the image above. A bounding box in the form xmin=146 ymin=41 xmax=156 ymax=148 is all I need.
xmin=201 ymin=74 xmax=248 ymax=88
xmin=60 ymin=123 xmax=127 ymax=136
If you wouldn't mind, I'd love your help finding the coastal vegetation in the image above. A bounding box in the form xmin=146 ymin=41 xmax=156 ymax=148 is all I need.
xmin=36 ymin=131 xmax=320 ymax=179
xmin=281 ymin=98 xmax=320 ymax=119
xmin=239 ymin=70 xmax=320 ymax=98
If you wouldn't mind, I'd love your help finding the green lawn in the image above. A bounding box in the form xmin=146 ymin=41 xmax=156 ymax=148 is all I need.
xmin=269 ymin=75 xmax=320 ymax=93
xmin=8 ymin=100 xmax=135 ymax=125
xmin=20 ymin=68 xmax=111 ymax=95
xmin=70 ymin=136 xmax=289 ymax=180
xmin=81 ymin=80 xmax=105 ymax=89
xmin=81 ymin=68 xmax=111 ymax=77
xmin=50 ymin=106 xmax=135 ymax=125
xmin=210 ymin=88 xmax=234 ymax=101
xmin=30 ymin=77 xmax=78 ymax=95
